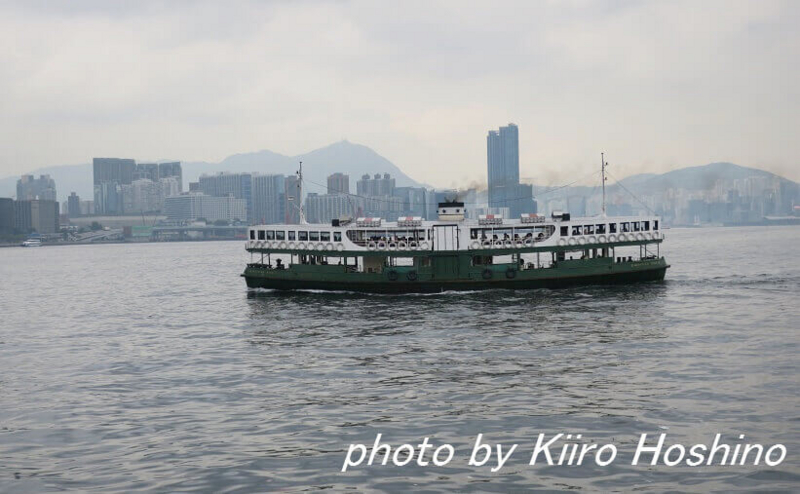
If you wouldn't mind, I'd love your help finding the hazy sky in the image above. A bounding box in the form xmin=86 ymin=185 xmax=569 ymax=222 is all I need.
xmin=1 ymin=0 xmax=798 ymax=187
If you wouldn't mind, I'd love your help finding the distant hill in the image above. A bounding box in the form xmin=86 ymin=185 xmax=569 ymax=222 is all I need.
xmin=0 ymin=141 xmax=423 ymax=201
xmin=1 ymin=150 xmax=795 ymax=204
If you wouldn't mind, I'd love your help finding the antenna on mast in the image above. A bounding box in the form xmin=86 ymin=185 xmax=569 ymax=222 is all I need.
xmin=297 ymin=161 xmax=307 ymax=224
xmin=601 ymin=152 xmax=607 ymax=217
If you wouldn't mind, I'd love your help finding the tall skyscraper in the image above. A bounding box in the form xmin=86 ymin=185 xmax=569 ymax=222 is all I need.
xmin=67 ymin=192 xmax=81 ymax=217
xmin=487 ymin=123 xmax=535 ymax=217
xmin=17 ymin=175 xmax=57 ymax=201
xmin=327 ymin=173 xmax=350 ymax=195
xmin=356 ymin=173 xmax=395 ymax=197
xmin=93 ymin=158 xmax=135 ymax=214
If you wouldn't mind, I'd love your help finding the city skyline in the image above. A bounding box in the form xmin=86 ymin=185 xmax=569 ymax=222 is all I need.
xmin=0 ymin=1 xmax=798 ymax=185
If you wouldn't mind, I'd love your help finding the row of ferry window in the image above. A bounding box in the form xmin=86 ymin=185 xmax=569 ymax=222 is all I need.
xmin=561 ymin=220 xmax=658 ymax=237
xmin=250 ymin=230 xmax=343 ymax=242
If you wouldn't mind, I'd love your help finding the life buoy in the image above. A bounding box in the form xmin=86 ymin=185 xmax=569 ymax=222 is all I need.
xmin=407 ymin=271 xmax=418 ymax=281
xmin=316 ymin=243 xmax=325 ymax=251
xmin=645 ymin=233 xmax=652 ymax=241
xmin=536 ymin=232 xmax=545 ymax=240
xmin=387 ymin=270 xmax=399 ymax=281
xmin=377 ymin=241 xmax=387 ymax=250
xmin=409 ymin=241 xmax=418 ymax=248
xmin=470 ymin=240 xmax=481 ymax=250
xmin=266 ymin=241 xmax=274 ymax=249
xmin=297 ymin=242 xmax=306 ymax=250
xmin=482 ymin=268 xmax=493 ymax=280
xmin=587 ymin=236 xmax=597 ymax=244
xmin=652 ymin=232 xmax=659 ymax=240
xmin=618 ymin=233 xmax=627 ymax=242
xmin=505 ymin=268 xmax=517 ymax=279
xmin=637 ymin=233 xmax=645 ymax=241
xmin=524 ymin=239 xmax=533 ymax=247
xmin=336 ymin=243 xmax=344 ymax=252
xmin=515 ymin=240 xmax=524 ymax=248
xmin=608 ymin=234 xmax=616 ymax=242
xmin=558 ymin=238 xmax=567 ymax=246
xmin=578 ymin=237 xmax=586 ymax=245
xmin=504 ymin=240 xmax=513 ymax=248
xmin=278 ymin=241 xmax=287 ymax=249
xmin=368 ymin=241 xmax=377 ymax=250
xmin=597 ymin=235 xmax=606 ymax=244
xmin=568 ymin=238 xmax=577 ymax=246
xmin=398 ymin=241 xmax=407 ymax=249
xmin=325 ymin=242 xmax=334 ymax=250
xmin=287 ymin=241 xmax=295 ymax=249
xmin=493 ymin=240 xmax=503 ymax=248
xmin=482 ymin=240 xmax=492 ymax=248
xmin=419 ymin=241 xmax=429 ymax=250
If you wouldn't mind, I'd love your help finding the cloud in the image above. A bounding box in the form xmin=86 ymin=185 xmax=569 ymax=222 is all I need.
xmin=0 ymin=0 xmax=798 ymax=185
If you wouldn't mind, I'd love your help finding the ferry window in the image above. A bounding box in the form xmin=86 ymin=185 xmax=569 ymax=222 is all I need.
xmin=643 ymin=221 xmax=650 ymax=231
xmin=320 ymin=232 xmax=330 ymax=241
xmin=596 ymin=224 xmax=606 ymax=234
xmin=333 ymin=232 xmax=342 ymax=242
xmin=266 ymin=230 xmax=275 ymax=240
xmin=470 ymin=229 xmax=478 ymax=240
xmin=560 ymin=226 xmax=568 ymax=236
xmin=572 ymin=225 xmax=582 ymax=235
xmin=584 ymin=225 xmax=594 ymax=234
xmin=299 ymin=231 xmax=308 ymax=241
xmin=621 ymin=222 xmax=630 ymax=233
xmin=258 ymin=230 xmax=265 ymax=240
xmin=288 ymin=231 xmax=296 ymax=240
xmin=632 ymin=222 xmax=641 ymax=232
xmin=276 ymin=231 xmax=285 ymax=240
xmin=309 ymin=231 xmax=320 ymax=241
xmin=609 ymin=223 xmax=617 ymax=233
xmin=249 ymin=230 xmax=255 ymax=240
xmin=654 ymin=220 xmax=659 ymax=230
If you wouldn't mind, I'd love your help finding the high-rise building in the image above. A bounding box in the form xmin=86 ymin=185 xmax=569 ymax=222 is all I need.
xmin=198 ymin=173 xmax=252 ymax=222
xmin=164 ymin=194 xmax=247 ymax=223
xmin=17 ymin=175 xmax=57 ymax=201
xmin=93 ymin=158 xmax=136 ymax=187
xmin=0 ymin=198 xmax=14 ymax=234
xmin=306 ymin=193 xmax=358 ymax=223
xmin=487 ymin=123 xmax=535 ymax=217
xmin=133 ymin=163 xmax=160 ymax=182
xmin=14 ymin=200 xmax=59 ymax=233
xmin=67 ymin=192 xmax=81 ymax=217
xmin=158 ymin=162 xmax=183 ymax=192
xmin=327 ymin=173 xmax=350 ymax=195
xmin=357 ymin=173 xmax=395 ymax=197
xmin=93 ymin=158 xmax=135 ymax=214
xmin=252 ymin=174 xmax=285 ymax=224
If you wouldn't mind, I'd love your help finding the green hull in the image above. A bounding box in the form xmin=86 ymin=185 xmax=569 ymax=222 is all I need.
xmin=243 ymin=255 xmax=669 ymax=294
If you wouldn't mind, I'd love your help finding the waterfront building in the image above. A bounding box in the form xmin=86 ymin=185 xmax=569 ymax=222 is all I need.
xmin=164 ymin=193 xmax=247 ymax=223
xmin=17 ymin=175 xmax=57 ymax=202
xmin=198 ymin=172 xmax=252 ymax=222
xmin=306 ymin=192 xmax=358 ymax=223
xmin=14 ymin=199 xmax=59 ymax=234
xmin=252 ymin=174 xmax=286 ymax=224
xmin=0 ymin=197 xmax=14 ymax=234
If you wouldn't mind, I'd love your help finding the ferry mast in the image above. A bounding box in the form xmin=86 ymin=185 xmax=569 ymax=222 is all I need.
xmin=601 ymin=152 xmax=607 ymax=217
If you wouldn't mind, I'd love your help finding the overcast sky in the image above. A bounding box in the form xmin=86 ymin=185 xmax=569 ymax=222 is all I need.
xmin=1 ymin=0 xmax=798 ymax=187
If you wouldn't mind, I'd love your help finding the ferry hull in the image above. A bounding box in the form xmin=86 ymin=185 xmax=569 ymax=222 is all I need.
xmin=243 ymin=260 xmax=668 ymax=294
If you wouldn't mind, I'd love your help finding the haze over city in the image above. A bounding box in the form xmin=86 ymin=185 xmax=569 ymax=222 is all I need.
xmin=1 ymin=0 xmax=799 ymax=186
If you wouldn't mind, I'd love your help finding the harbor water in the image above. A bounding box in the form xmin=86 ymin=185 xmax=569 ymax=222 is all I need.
xmin=1 ymin=226 xmax=798 ymax=491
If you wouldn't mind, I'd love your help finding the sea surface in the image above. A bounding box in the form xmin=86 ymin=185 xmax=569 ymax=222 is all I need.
xmin=1 ymin=226 xmax=798 ymax=492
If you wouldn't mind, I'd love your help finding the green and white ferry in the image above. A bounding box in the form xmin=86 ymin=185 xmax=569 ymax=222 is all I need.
xmin=242 ymin=167 xmax=668 ymax=293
